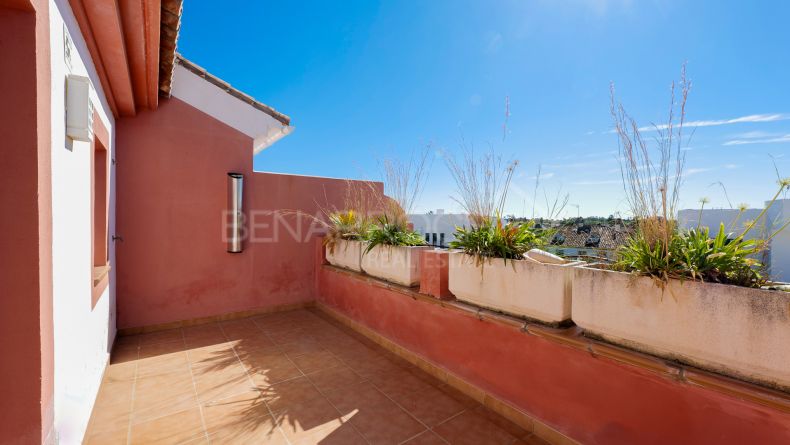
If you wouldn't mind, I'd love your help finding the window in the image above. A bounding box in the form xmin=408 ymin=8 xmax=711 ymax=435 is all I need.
xmin=91 ymin=112 xmax=110 ymax=307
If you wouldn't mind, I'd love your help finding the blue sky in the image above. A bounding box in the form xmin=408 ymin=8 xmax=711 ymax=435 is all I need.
xmin=179 ymin=0 xmax=790 ymax=217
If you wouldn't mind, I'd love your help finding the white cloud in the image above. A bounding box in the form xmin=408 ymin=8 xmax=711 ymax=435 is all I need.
xmin=723 ymin=134 xmax=790 ymax=146
xmin=528 ymin=172 xmax=555 ymax=180
xmin=685 ymin=167 xmax=712 ymax=176
xmin=728 ymin=130 xmax=779 ymax=139
xmin=611 ymin=113 xmax=790 ymax=134
xmin=571 ymin=179 xmax=621 ymax=185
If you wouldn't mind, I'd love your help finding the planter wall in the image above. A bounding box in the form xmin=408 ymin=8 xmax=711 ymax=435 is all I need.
xmin=572 ymin=266 xmax=790 ymax=391
xmin=361 ymin=245 xmax=430 ymax=287
xmin=317 ymin=263 xmax=790 ymax=445
xmin=325 ymin=239 xmax=363 ymax=272
xmin=448 ymin=252 xmax=580 ymax=324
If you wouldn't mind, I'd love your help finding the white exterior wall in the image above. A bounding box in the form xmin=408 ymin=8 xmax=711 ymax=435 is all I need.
xmin=49 ymin=1 xmax=116 ymax=443
xmin=765 ymin=200 xmax=790 ymax=282
xmin=408 ymin=212 xmax=470 ymax=246
xmin=171 ymin=63 xmax=291 ymax=153
xmin=677 ymin=208 xmax=765 ymax=240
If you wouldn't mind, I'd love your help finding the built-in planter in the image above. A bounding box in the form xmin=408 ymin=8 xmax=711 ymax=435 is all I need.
xmin=448 ymin=251 xmax=581 ymax=325
xmin=325 ymin=239 xmax=364 ymax=272
xmin=361 ymin=244 xmax=431 ymax=287
xmin=572 ymin=266 xmax=790 ymax=391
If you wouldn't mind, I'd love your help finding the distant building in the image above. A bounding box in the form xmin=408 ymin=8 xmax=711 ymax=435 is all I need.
xmin=408 ymin=210 xmax=471 ymax=247
xmin=678 ymin=199 xmax=790 ymax=282
xmin=546 ymin=222 xmax=634 ymax=261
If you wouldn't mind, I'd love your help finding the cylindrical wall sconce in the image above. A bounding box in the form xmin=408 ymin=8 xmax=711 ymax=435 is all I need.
xmin=227 ymin=173 xmax=244 ymax=253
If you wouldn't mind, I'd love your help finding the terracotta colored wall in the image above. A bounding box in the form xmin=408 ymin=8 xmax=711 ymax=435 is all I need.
xmin=116 ymin=97 xmax=381 ymax=329
xmin=317 ymin=268 xmax=790 ymax=445
xmin=0 ymin=1 xmax=54 ymax=443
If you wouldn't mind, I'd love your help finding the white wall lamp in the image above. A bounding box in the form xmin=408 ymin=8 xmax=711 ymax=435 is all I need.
xmin=66 ymin=74 xmax=93 ymax=142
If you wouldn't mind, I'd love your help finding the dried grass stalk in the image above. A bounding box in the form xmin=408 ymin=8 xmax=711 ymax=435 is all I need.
xmin=444 ymin=141 xmax=518 ymax=227
xmin=379 ymin=147 xmax=432 ymax=227
xmin=610 ymin=63 xmax=691 ymax=254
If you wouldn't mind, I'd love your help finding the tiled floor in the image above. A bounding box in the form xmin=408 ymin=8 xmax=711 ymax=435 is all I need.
xmin=85 ymin=309 xmax=548 ymax=445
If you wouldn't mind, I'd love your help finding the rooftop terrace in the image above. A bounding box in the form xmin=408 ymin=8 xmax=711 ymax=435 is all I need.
xmin=85 ymin=309 xmax=547 ymax=445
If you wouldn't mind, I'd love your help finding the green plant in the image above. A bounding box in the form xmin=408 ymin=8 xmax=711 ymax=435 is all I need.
xmin=615 ymin=224 xmax=763 ymax=287
xmin=678 ymin=225 xmax=762 ymax=286
xmin=363 ymin=214 xmax=425 ymax=254
xmin=450 ymin=217 xmax=550 ymax=265
xmin=616 ymin=179 xmax=790 ymax=287
xmin=324 ymin=210 xmax=373 ymax=254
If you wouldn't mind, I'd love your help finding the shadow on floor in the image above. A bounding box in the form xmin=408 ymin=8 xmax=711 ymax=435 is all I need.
xmin=84 ymin=309 xmax=542 ymax=444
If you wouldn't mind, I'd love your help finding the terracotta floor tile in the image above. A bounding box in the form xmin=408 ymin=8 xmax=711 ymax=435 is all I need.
xmin=268 ymin=328 xmax=306 ymax=344
xmin=202 ymin=391 xmax=285 ymax=444
xmin=254 ymin=318 xmax=295 ymax=332
xmin=368 ymin=368 xmax=434 ymax=400
xmin=192 ymin=360 xmax=252 ymax=403
xmin=221 ymin=322 xmax=267 ymax=341
xmin=231 ymin=335 xmax=278 ymax=355
xmin=114 ymin=335 xmax=140 ymax=348
xmin=219 ymin=319 xmax=258 ymax=332
xmin=330 ymin=343 xmax=380 ymax=360
xmin=291 ymin=349 xmax=343 ymax=374
xmin=129 ymin=407 xmax=205 ymax=445
xmin=182 ymin=323 xmax=223 ymax=339
xmin=305 ymin=365 xmax=365 ymax=393
xmin=433 ymin=410 xmax=521 ymax=445
xmin=346 ymin=402 xmax=426 ymax=445
xmin=238 ymin=349 xmax=294 ymax=371
xmin=111 ymin=344 xmax=139 ymax=365
xmin=290 ymin=423 xmax=367 ymax=445
xmin=343 ymin=355 xmax=403 ymax=378
xmin=187 ymin=342 xmax=239 ymax=369
xmin=139 ymin=338 xmax=186 ymax=358
xmin=248 ymin=360 xmax=304 ymax=387
xmin=90 ymin=310 xmax=534 ymax=445
xmin=132 ymin=369 xmax=198 ymax=423
xmin=104 ymin=360 xmax=137 ymax=383
xmin=324 ymin=382 xmax=394 ymax=416
xmin=261 ymin=376 xmax=324 ymax=415
xmin=280 ymin=339 xmax=326 ymax=358
xmin=273 ymin=397 xmax=344 ymax=443
xmin=137 ymin=342 xmax=190 ymax=378
xmin=182 ymin=324 xmax=227 ymax=347
xmin=88 ymin=380 xmax=134 ymax=434
xmin=390 ymin=385 xmax=466 ymax=427
xmin=209 ymin=429 xmax=288 ymax=445
xmin=184 ymin=332 xmax=232 ymax=349
xmin=83 ymin=427 xmax=129 ymax=445
xmin=138 ymin=328 xmax=184 ymax=346
xmin=403 ymin=430 xmax=450 ymax=445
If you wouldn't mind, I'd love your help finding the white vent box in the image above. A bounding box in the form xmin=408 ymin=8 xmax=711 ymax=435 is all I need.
xmin=66 ymin=74 xmax=93 ymax=142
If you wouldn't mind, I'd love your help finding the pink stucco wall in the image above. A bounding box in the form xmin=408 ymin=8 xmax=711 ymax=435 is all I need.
xmin=316 ymin=266 xmax=790 ymax=445
xmin=115 ymin=97 xmax=382 ymax=329
xmin=0 ymin=3 xmax=55 ymax=444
